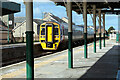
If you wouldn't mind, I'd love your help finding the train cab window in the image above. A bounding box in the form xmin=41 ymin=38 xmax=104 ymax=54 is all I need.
xmin=41 ymin=28 xmax=45 ymax=35
xmin=54 ymin=28 xmax=58 ymax=35
xmin=46 ymin=25 xmax=52 ymax=27
xmin=54 ymin=25 xmax=58 ymax=27
xmin=41 ymin=25 xmax=45 ymax=27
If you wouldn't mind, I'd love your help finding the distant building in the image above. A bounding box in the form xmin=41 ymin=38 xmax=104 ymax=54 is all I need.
xmin=43 ymin=12 xmax=66 ymax=23
xmin=62 ymin=17 xmax=75 ymax=25
xmin=97 ymin=27 xmax=107 ymax=34
xmin=109 ymin=30 xmax=118 ymax=40
xmin=13 ymin=17 xmax=45 ymax=42
xmin=13 ymin=12 xmax=69 ymax=42
xmin=85 ymin=26 xmax=106 ymax=34
xmin=88 ymin=26 xmax=94 ymax=29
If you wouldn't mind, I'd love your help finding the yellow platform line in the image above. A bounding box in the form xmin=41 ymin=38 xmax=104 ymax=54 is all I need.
xmin=75 ymin=42 xmax=99 ymax=52
xmin=2 ymin=68 xmax=26 ymax=78
xmin=2 ymin=40 xmax=109 ymax=78
xmin=34 ymin=55 xmax=67 ymax=69
xmin=2 ymin=54 xmax=67 ymax=78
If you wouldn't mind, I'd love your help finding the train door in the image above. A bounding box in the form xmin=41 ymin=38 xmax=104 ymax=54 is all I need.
xmin=45 ymin=24 xmax=53 ymax=48
xmin=47 ymin=26 xmax=52 ymax=42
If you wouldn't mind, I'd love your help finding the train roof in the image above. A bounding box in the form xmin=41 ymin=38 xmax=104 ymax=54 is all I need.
xmin=42 ymin=21 xmax=60 ymax=25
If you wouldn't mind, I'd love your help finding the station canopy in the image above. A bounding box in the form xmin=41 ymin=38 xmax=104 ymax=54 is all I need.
xmin=51 ymin=0 xmax=120 ymax=15
xmin=0 ymin=0 xmax=20 ymax=16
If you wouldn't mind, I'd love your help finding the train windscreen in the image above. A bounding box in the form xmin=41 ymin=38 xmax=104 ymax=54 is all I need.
xmin=46 ymin=25 xmax=52 ymax=27
xmin=54 ymin=28 xmax=58 ymax=35
xmin=41 ymin=28 xmax=45 ymax=35
xmin=54 ymin=25 xmax=58 ymax=27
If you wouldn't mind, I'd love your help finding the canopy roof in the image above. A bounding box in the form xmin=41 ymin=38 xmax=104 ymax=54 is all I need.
xmin=52 ymin=1 xmax=120 ymax=15
xmin=0 ymin=1 xmax=20 ymax=16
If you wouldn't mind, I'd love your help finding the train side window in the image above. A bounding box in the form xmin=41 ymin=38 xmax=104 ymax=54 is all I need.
xmin=41 ymin=28 xmax=45 ymax=35
xmin=54 ymin=28 xmax=58 ymax=35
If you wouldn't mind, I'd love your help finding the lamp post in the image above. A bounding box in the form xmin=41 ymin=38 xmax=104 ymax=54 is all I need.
xmin=25 ymin=1 xmax=34 ymax=80
xmin=8 ymin=15 xmax=9 ymax=44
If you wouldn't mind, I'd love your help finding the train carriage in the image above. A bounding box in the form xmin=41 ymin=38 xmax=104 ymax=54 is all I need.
xmin=39 ymin=21 xmax=94 ymax=50
xmin=39 ymin=22 xmax=61 ymax=50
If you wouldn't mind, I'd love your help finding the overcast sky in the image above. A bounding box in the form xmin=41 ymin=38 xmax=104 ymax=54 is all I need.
xmin=13 ymin=1 xmax=119 ymax=30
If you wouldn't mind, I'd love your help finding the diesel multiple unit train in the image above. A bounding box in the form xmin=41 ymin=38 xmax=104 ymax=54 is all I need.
xmin=39 ymin=21 xmax=94 ymax=50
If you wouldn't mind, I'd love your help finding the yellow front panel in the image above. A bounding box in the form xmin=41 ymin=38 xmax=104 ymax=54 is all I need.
xmin=39 ymin=22 xmax=61 ymax=50
xmin=47 ymin=27 xmax=52 ymax=42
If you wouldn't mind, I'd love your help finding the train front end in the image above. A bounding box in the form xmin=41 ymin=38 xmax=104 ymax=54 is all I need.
xmin=39 ymin=22 xmax=61 ymax=50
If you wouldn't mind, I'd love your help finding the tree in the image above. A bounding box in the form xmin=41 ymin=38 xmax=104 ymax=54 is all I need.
xmin=108 ymin=26 xmax=115 ymax=34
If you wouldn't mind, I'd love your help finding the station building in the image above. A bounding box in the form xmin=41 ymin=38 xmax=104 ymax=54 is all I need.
xmin=13 ymin=17 xmax=45 ymax=42
xmin=109 ymin=30 xmax=120 ymax=41
xmin=13 ymin=12 xmax=68 ymax=42
xmin=0 ymin=14 xmax=14 ymax=44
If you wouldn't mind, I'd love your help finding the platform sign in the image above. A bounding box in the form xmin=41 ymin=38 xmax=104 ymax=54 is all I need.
xmin=9 ymin=20 xmax=12 ymax=25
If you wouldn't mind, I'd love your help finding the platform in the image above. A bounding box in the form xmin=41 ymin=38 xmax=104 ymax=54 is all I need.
xmin=0 ymin=42 xmax=40 ymax=49
xmin=0 ymin=42 xmax=41 ymax=67
xmin=1 ymin=39 xmax=120 ymax=79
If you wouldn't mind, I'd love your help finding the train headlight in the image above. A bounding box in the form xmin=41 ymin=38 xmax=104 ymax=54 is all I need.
xmin=55 ymin=36 xmax=59 ymax=38
xmin=41 ymin=36 xmax=45 ymax=38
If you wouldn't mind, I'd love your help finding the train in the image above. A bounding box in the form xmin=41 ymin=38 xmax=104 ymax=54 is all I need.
xmin=39 ymin=21 xmax=94 ymax=50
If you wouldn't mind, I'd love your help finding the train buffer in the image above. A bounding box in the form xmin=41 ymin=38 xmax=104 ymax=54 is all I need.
xmin=1 ymin=39 xmax=120 ymax=79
